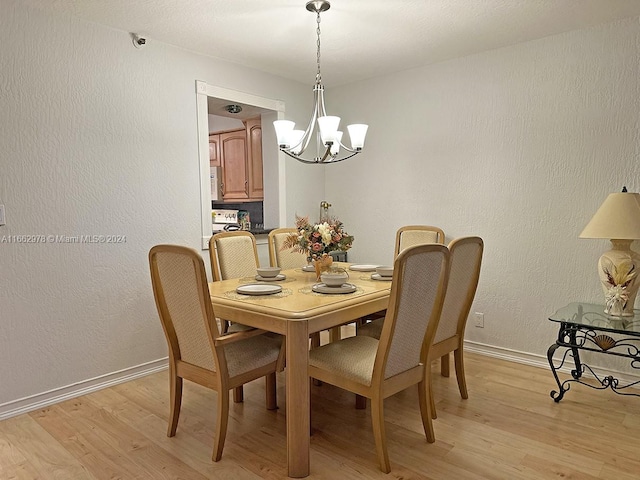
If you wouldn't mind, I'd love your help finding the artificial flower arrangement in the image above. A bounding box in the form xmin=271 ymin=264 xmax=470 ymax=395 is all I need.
xmin=281 ymin=215 xmax=354 ymax=262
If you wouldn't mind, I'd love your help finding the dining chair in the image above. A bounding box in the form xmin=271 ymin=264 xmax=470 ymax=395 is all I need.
xmin=308 ymin=243 xmax=450 ymax=473
xmin=358 ymin=236 xmax=484 ymax=419
xmin=268 ymin=227 xmax=324 ymax=350
xmin=428 ymin=236 xmax=483 ymax=416
xmin=209 ymin=230 xmax=263 ymax=402
xmin=148 ymin=244 xmax=285 ymax=461
xmin=356 ymin=225 xmax=446 ymax=354
xmin=209 ymin=230 xmax=263 ymax=332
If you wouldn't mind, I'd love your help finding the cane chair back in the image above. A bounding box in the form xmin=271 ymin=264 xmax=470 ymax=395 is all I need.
xmin=395 ymin=225 xmax=445 ymax=257
xmin=268 ymin=228 xmax=306 ymax=270
xmin=209 ymin=231 xmax=260 ymax=281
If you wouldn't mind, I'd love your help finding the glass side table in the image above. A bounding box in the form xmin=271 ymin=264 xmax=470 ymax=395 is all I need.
xmin=547 ymin=302 xmax=640 ymax=401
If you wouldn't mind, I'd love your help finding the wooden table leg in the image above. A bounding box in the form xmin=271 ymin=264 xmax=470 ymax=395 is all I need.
xmin=329 ymin=326 xmax=341 ymax=343
xmin=286 ymin=320 xmax=310 ymax=477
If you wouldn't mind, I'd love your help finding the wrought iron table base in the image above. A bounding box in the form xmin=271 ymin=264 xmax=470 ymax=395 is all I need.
xmin=547 ymin=320 xmax=640 ymax=402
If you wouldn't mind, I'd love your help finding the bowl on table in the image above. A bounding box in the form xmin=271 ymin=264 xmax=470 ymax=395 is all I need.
xmin=320 ymin=271 xmax=349 ymax=287
xmin=257 ymin=266 xmax=281 ymax=278
xmin=375 ymin=266 xmax=394 ymax=278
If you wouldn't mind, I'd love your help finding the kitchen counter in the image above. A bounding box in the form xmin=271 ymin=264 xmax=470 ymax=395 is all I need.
xmin=211 ymin=228 xmax=273 ymax=236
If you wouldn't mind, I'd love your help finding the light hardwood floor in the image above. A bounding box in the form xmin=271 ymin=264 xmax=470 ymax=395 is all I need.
xmin=1 ymin=351 xmax=639 ymax=479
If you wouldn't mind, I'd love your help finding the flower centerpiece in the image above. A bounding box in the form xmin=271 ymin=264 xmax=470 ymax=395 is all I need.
xmin=281 ymin=215 xmax=354 ymax=279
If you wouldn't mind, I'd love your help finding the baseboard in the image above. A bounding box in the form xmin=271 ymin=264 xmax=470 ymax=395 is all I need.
xmin=464 ymin=340 xmax=640 ymax=387
xmin=3 ymin=341 xmax=638 ymax=421
xmin=464 ymin=341 xmax=550 ymax=368
xmin=0 ymin=358 xmax=168 ymax=421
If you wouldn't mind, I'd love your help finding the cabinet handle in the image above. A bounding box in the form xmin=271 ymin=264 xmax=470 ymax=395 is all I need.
xmin=245 ymin=180 xmax=248 ymax=195
xmin=220 ymin=183 xmax=225 ymax=196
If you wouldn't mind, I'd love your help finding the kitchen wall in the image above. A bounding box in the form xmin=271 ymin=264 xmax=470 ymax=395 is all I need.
xmin=0 ymin=0 xmax=318 ymax=412
xmin=327 ymin=16 xmax=640 ymax=370
xmin=208 ymin=114 xmax=245 ymax=133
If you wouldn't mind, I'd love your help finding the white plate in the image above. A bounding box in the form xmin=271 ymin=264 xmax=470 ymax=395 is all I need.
xmin=371 ymin=273 xmax=392 ymax=281
xmin=236 ymin=284 xmax=283 ymax=295
xmin=255 ymin=274 xmax=286 ymax=282
xmin=349 ymin=264 xmax=379 ymax=272
xmin=302 ymin=265 xmax=316 ymax=272
xmin=312 ymin=283 xmax=357 ymax=294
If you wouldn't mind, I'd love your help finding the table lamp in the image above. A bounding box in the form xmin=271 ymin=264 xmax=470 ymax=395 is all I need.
xmin=579 ymin=188 xmax=640 ymax=316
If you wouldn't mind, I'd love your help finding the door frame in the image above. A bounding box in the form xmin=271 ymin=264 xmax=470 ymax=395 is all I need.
xmin=196 ymin=81 xmax=286 ymax=249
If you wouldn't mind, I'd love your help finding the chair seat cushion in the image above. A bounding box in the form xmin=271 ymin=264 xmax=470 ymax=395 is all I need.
xmin=226 ymin=322 xmax=254 ymax=332
xmin=309 ymin=335 xmax=379 ymax=386
xmin=357 ymin=318 xmax=383 ymax=339
xmin=225 ymin=334 xmax=282 ymax=378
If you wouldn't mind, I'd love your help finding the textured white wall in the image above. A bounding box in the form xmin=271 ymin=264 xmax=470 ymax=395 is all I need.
xmin=0 ymin=1 xmax=316 ymax=406
xmin=327 ymin=17 xmax=640 ymax=365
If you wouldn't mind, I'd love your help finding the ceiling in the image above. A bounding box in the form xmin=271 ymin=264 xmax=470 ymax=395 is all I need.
xmin=207 ymin=97 xmax=269 ymax=120
xmin=25 ymin=0 xmax=640 ymax=87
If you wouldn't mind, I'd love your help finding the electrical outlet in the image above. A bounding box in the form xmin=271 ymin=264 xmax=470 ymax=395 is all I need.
xmin=0 ymin=205 xmax=5 ymax=226
xmin=474 ymin=312 xmax=484 ymax=328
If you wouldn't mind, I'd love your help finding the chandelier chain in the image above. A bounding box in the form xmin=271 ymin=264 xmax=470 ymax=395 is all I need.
xmin=316 ymin=10 xmax=322 ymax=85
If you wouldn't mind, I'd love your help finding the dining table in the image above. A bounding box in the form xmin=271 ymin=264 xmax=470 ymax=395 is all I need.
xmin=208 ymin=263 xmax=392 ymax=478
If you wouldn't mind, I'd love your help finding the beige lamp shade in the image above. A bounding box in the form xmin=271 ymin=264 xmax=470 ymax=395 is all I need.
xmin=579 ymin=192 xmax=640 ymax=239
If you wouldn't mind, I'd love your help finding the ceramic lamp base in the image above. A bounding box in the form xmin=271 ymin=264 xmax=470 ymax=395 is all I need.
xmin=598 ymin=240 xmax=640 ymax=316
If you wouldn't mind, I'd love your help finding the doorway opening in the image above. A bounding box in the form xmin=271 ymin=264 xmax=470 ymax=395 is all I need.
xmin=196 ymin=81 xmax=286 ymax=249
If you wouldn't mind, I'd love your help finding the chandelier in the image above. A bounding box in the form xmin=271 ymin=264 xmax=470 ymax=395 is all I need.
xmin=273 ymin=0 xmax=368 ymax=164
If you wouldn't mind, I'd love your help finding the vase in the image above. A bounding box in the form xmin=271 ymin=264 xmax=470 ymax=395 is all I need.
xmin=313 ymin=255 xmax=333 ymax=281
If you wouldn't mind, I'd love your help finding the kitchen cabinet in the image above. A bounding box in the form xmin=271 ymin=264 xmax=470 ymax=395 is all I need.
xmin=212 ymin=117 xmax=263 ymax=202
xmin=219 ymin=129 xmax=249 ymax=200
xmin=245 ymin=117 xmax=263 ymax=199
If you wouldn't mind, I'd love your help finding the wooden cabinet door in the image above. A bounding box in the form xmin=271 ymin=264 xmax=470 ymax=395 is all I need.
xmin=219 ymin=129 xmax=249 ymax=200
xmin=245 ymin=117 xmax=263 ymax=200
xmin=209 ymin=134 xmax=220 ymax=167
